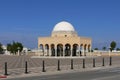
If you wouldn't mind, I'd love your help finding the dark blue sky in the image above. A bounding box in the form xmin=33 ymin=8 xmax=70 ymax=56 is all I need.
xmin=0 ymin=0 xmax=120 ymax=49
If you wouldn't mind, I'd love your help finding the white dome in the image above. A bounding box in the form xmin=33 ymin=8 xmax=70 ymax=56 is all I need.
xmin=53 ymin=21 xmax=75 ymax=32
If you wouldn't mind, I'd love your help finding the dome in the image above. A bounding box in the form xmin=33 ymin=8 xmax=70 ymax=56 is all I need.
xmin=52 ymin=21 xmax=75 ymax=32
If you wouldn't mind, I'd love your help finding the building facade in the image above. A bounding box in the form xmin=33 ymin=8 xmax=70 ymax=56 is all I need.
xmin=38 ymin=21 xmax=92 ymax=57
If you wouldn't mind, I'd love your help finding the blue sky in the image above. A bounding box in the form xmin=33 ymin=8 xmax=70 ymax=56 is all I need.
xmin=0 ymin=0 xmax=120 ymax=49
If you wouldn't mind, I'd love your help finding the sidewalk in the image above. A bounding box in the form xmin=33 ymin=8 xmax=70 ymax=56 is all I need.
xmin=0 ymin=55 xmax=120 ymax=79
xmin=2 ymin=65 xmax=120 ymax=79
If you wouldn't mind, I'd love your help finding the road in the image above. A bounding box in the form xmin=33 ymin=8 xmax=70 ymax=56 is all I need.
xmin=4 ymin=67 xmax=120 ymax=80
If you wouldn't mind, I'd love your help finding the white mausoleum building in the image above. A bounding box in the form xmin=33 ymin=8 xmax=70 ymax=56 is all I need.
xmin=38 ymin=21 xmax=92 ymax=57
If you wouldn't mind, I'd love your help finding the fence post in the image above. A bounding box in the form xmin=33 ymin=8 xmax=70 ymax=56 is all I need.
xmin=25 ymin=61 xmax=28 ymax=74
xmin=71 ymin=59 xmax=73 ymax=69
xmin=93 ymin=58 xmax=95 ymax=67
xmin=109 ymin=56 xmax=112 ymax=66
xmin=42 ymin=60 xmax=46 ymax=72
xmin=57 ymin=60 xmax=60 ymax=71
xmin=4 ymin=62 xmax=8 ymax=75
xmin=83 ymin=59 xmax=85 ymax=68
xmin=102 ymin=57 xmax=105 ymax=66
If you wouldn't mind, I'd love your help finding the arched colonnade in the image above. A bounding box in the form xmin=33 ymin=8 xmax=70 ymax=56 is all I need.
xmin=39 ymin=43 xmax=91 ymax=57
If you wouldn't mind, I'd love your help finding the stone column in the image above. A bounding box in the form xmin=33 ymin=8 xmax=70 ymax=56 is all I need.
xmin=71 ymin=46 xmax=73 ymax=57
xmin=78 ymin=45 xmax=80 ymax=57
xmin=80 ymin=46 xmax=82 ymax=56
xmin=49 ymin=46 xmax=51 ymax=57
xmin=47 ymin=48 xmax=49 ymax=56
xmin=42 ymin=46 xmax=44 ymax=56
xmin=86 ymin=48 xmax=87 ymax=56
xmin=63 ymin=45 xmax=65 ymax=57
xmin=82 ymin=47 xmax=85 ymax=56
xmin=43 ymin=45 xmax=45 ymax=57
xmin=84 ymin=48 xmax=86 ymax=56
xmin=59 ymin=47 xmax=61 ymax=57
xmin=55 ymin=45 xmax=57 ymax=57
xmin=90 ymin=47 xmax=92 ymax=56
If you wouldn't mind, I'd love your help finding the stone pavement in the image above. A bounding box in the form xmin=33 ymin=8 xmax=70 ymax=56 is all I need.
xmin=0 ymin=55 xmax=120 ymax=79
xmin=2 ymin=65 xmax=120 ymax=79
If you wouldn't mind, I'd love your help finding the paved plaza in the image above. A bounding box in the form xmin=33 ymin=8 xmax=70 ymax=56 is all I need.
xmin=0 ymin=55 xmax=120 ymax=79
xmin=5 ymin=67 xmax=120 ymax=80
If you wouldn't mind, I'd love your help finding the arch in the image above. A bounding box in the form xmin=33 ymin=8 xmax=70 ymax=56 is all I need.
xmin=39 ymin=44 xmax=43 ymax=49
xmin=51 ymin=44 xmax=55 ymax=56
xmin=45 ymin=44 xmax=49 ymax=56
xmin=45 ymin=44 xmax=49 ymax=49
xmin=84 ymin=44 xmax=87 ymax=56
xmin=80 ymin=44 xmax=83 ymax=47
xmin=39 ymin=44 xmax=44 ymax=56
xmin=65 ymin=44 xmax=71 ymax=56
xmin=57 ymin=44 xmax=63 ymax=56
xmin=80 ymin=44 xmax=84 ymax=50
xmin=73 ymin=44 xmax=79 ymax=56
xmin=80 ymin=44 xmax=83 ymax=56
xmin=84 ymin=44 xmax=87 ymax=50
xmin=88 ymin=44 xmax=91 ymax=52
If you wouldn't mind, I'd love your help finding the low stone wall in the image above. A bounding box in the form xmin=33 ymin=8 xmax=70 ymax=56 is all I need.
xmin=92 ymin=52 xmax=120 ymax=56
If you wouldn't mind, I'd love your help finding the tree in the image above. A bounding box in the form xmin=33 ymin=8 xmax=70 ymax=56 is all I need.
xmin=116 ymin=48 xmax=120 ymax=51
xmin=7 ymin=41 xmax=23 ymax=55
xmin=110 ymin=41 xmax=116 ymax=51
xmin=94 ymin=48 xmax=98 ymax=50
xmin=7 ymin=44 xmax=13 ymax=53
xmin=102 ymin=46 xmax=106 ymax=51
xmin=0 ymin=43 xmax=3 ymax=54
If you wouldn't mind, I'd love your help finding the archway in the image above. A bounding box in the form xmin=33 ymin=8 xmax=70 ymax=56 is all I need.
xmin=80 ymin=44 xmax=83 ymax=56
xmin=57 ymin=44 xmax=63 ymax=56
xmin=39 ymin=44 xmax=44 ymax=56
xmin=40 ymin=44 xmax=43 ymax=49
xmin=73 ymin=44 xmax=78 ymax=56
xmin=88 ymin=44 xmax=91 ymax=52
xmin=51 ymin=44 xmax=55 ymax=56
xmin=65 ymin=44 xmax=71 ymax=56
xmin=45 ymin=44 xmax=49 ymax=56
